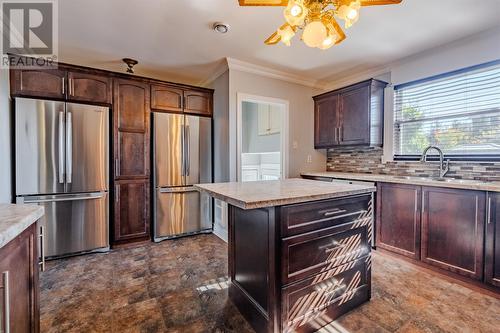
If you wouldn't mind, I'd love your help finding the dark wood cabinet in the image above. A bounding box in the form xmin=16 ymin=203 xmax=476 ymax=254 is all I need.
xmin=114 ymin=180 xmax=150 ymax=241
xmin=314 ymin=94 xmax=340 ymax=148
xmin=10 ymin=68 xmax=66 ymax=99
xmin=485 ymin=192 xmax=500 ymax=287
xmin=376 ymin=183 xmax=421 ymax=259
xmin=113 ymin=78 xmax=150 ymax=243
xmin=113 ymin=78 xmax=150 ymax=179
xmin=67 ymin=71 xmax=112 ymax=104
xmin=184 ymin=90 xmax=212 ymax=116
xmin=228 ymin=194 xmax=374 ymax=333
xmin=0 ymin=223 xmax=39 ymax=333
xmin=421 ymin=187 xmax=485 ymax=280
xmin=150 ymin=84 xmax=183 ymax=112
xmin=313 ymin=79 xmax=387 ymax=149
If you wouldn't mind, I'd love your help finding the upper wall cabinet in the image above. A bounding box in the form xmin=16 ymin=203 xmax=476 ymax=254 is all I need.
xmin=151 ymin=84 xmax=183 ymax=112
xmin=10 ymin=67 xmax=112 ymax=104
xmin=313 ymin=79 xmax=387 ymax=149
xmin=184 ymin=90 xmax=212 ymax=116
xmin=67 ymin=71 xmax=112 ymax=104
xmin=11 ymin=68 xmax=67 ymax=100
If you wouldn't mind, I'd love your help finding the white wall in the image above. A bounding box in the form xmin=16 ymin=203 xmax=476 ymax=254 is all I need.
xmin=229 ymin=69 xmax=325 ymax=179
xmin=0 ymin=69 xmax=11 ymax=203
xmin=208 ymin=70 xmax=230 ymax=183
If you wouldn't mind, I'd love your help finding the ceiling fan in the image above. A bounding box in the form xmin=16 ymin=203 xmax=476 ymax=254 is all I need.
xmin=238 ymin=0 xmax=403 ymax=49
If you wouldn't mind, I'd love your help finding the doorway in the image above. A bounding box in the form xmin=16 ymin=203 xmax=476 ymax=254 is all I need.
xmin=237 ymin=93 xmax=289 ymax=182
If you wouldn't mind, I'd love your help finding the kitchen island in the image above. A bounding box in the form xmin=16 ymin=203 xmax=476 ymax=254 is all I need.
xmin=195 ymin=179 xmax=376 ymax=333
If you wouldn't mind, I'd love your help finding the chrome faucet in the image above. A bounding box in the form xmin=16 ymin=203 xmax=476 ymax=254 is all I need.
xmin=420 ymin=146 xmax=450 ymax=178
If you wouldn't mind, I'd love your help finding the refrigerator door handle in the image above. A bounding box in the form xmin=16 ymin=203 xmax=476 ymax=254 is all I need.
xmin=185 ymin=125 xmax=190 ymax=176
xmin=181 ymin=124 xmax=185 ymax=176
xmin=58 ymin=111 xmax=65 ymax=183
xmin=21 ymin=192 xmax=106 ymax=203
xmin=159 ymin=187 xmax=198 ymax=194
xmin=66 ymin=111 xmax=73 ymax=184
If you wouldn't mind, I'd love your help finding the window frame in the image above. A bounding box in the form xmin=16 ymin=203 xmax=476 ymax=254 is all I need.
xmin=392 ymin=59 xmax=500 ymax=162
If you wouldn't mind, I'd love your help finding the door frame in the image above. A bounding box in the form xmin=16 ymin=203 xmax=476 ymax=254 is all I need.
xmin=236 ymin=93 xmax=289 ymax=182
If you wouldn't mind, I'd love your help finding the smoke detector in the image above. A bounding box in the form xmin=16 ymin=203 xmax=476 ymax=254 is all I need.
xmin=213 ymin=22 xmax=230 ymax=34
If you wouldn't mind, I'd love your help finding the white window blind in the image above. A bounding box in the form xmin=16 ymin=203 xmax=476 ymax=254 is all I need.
xmin=394 ymin=60 xmax=500 ymax=158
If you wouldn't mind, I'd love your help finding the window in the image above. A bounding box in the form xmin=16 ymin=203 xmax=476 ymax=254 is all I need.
xmin=393 ymin=60 xmax=500 ymax=160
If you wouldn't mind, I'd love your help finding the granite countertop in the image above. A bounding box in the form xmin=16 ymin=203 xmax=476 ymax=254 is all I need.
xmin=0 ymin=204 xmax=44 ymax=249
xmin=195 ymin=178 xmax=375 ymax=210
xmin=301 ymin=171 xmax=500 ymax=192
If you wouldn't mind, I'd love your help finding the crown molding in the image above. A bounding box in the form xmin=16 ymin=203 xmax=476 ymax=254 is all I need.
xmin=198 ymin=58 xmax=230 ymax=87
xmin=226 ymin=57 xmax=325 ymax=88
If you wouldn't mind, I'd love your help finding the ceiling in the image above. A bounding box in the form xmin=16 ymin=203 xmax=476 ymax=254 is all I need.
xmin=58 ymin=0 xmax=500 ymax=86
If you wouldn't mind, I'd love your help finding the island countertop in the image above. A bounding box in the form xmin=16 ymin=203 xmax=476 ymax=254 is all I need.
xmin=0 ymin=204 xmax=44 ymax=249
xmin=195 ymin=178 xmax=376 ymax=210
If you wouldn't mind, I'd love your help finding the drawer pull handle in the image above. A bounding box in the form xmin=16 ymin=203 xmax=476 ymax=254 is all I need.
xmin=319 ymin=240 xmax=346 ymax=253
xmin=322 ymin=208 xmax=347 ymax=217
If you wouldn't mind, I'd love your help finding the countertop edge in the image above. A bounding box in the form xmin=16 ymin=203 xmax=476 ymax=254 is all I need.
xmin=195 ymin=184 xmax=375 ymax=210
xmin=301 ymin=172 xmax=500 ymax=192
xmin=0 ymin=205 xmax=44 ymax=249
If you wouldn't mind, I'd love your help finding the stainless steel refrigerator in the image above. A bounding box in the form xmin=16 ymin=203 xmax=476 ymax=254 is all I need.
xmin=153 ymin=112 xmax=212 ymax=241
xmin=15 ymin=98 xmax=109 ymax=258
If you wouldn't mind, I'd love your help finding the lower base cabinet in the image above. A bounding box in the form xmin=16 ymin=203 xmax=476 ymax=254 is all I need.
xmin=376 ymin=183 xmax=421 ymax=259
xmin=114 ymin=180 xmax=150 ymax=242
xmin=485 ymin=192 xmax=500 ymax=287
xmin=0 ymin=223 xmax=40 ymax=333
xmin=421 ymin=187 xmax=485 ymax=280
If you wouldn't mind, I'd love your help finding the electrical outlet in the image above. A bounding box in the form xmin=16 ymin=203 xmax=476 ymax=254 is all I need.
xmin=307 ymin=155 xmax=312 ymax=163
xmin=292 ymin=140 xmax=298 ymax=149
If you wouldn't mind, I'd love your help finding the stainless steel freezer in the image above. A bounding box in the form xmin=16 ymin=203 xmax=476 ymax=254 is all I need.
xmin=153 ymin=112 xmax=212 ymax=241
xmin=15 ymin=98 xmax=109 ymax=258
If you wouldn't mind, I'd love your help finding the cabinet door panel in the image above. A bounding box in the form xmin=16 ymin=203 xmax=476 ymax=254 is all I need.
xmin=339 ymin=85 xmax=370 ymax=145
xmin=11 ymin=68 xmax=66 ymax=99
xmin=113 ymin=79 xmax=150 ymax=179
xmin=68 ymin=72 xmax=112 ymax=104
xmin=485 ymin=193 xmax=500 ymax=287
xmin=376 ymin=183 xmax=421 ymax=259
xmin=151 ymin=84 xmax=183 ymax=112
xmin=421 ymin=187 xmax=485 ymax=280
xmin=114 ymin=181 xmax=150 ymax=241
xmin=114 ymin=80 xmax=148 ymax=130
xmin=314 ymin=94 xmax=339 ymax=148
xmin=184 ymin=90 xmax=212 ymax=116
xmin=0 ymin=224 xmax=39 ymax=333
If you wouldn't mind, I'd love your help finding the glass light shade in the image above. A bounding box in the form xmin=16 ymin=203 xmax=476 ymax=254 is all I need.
xmin=278 ymin=25 xmax=295 ymax=46
xmin=284 ymin=0 xmax=308 ymax=26
xmin=319 ymin=34 xmax=336 ymax=50
xmin=337 ymin=1 xmax=361 ymax=28
xmin=302 ymin=21 xmax=327 ymax=48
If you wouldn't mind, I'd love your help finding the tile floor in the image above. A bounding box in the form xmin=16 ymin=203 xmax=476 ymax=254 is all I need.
xmin=40 ymin=234 xmax=500 ymax=333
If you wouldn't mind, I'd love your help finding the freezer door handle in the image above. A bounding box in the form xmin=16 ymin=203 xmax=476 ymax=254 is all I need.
xmin=58 ymin=111 xmax=65 ymax=183
xmin=181 ymin=124 xmax=185 ymax=176
xmin=21 ymin=192 xmax=106 ymax=203
xmin=66 ymin=111 xmax=73 ymax=184
xmin=159 ymin=187 xmax=198 ymax=193
xmin=185 ymin=125 xmax=190 ymax=176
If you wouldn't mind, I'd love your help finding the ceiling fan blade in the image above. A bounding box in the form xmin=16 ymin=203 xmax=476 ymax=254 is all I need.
xmin=264 ymin=23 xmax=290 ymax=45
xmin=360 ymin=0 xmax=403 ymax=6
xmin=330 ymin=18 xmax=346 ymax=45
xmin=238 ymin=0 xmax=288 ymax=6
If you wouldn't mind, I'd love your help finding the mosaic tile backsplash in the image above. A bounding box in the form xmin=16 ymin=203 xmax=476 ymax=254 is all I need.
xmin=326 ymin=147 xmax=500 ymax=182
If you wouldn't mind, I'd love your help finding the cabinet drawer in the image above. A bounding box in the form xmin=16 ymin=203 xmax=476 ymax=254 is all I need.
xmin=282 ymin=256 xmax=370 ymax=333
xmin=281 ymin=194 xmax=372 ymax=237
xmin=282 ymin=223 xmax=370 ymax=285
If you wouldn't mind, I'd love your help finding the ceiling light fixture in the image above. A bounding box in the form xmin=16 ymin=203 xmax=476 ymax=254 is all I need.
xmin=213 ymin=22 xmax=230 ymax=34
xmin=122 ymin=58 xmax=138 ymax=73
xmin=238 ymin=0 xmax=402 ymax=50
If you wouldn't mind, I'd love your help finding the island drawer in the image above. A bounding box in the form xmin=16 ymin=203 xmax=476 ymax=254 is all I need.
xmin=282 ymin=256 xmax=370 ymax=333
xmin=280 ymin=194 xmax=372 ymax=237
xmin=282 ymin=222 xmax=370 ymax=285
